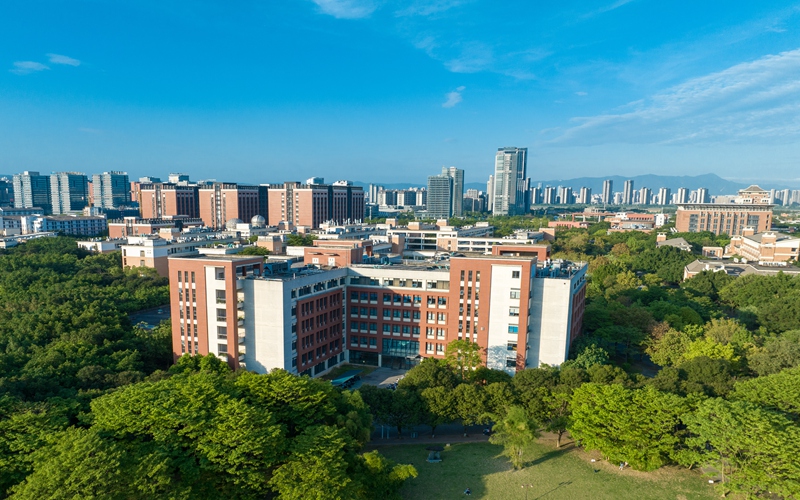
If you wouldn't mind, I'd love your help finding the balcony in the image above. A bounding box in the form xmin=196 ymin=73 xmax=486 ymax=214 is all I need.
xmin=237 ymin=301 xmax=244 ymax=310
xmin=236 ymin=280 xmax=243 ymax=290
xmin=237 ymin=317 xmax=245 ymax=327
xmin=237 ymin=344 xmax=246 ymax=355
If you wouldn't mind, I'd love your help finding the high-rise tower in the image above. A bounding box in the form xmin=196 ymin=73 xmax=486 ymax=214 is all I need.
xmin=491 ymin=147 xmax=528 ymax=216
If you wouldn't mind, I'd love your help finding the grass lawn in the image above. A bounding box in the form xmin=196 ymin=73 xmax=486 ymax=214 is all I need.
xmin=378 ymin=440 xmax=717 ymax=500
xmin=320 ymin=364 xmax=377 ymax=381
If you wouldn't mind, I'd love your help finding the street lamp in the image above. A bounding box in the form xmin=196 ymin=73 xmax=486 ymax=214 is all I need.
xmin=521 ymin=484 xmax=534 ymax=500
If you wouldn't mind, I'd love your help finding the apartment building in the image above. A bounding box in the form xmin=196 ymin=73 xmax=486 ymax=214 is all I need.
xmin=13 ymin=171 xmax=51 ymax=214
xmin=139 ymin=183 xmax=200 ymax=219
xmin=198 ymin=183 xmax=264 ymax=230
xmin=92 ymin=172 xmax=130 ymax=209
xmin=267 ymin=181 xmax=364 ymax=229
xmin=168 ymin=252 xmax=586 ymax=376
xmin=50 ymin=172 xmax=89 ymax=214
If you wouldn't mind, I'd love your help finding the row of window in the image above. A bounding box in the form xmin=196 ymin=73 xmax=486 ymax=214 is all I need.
xmin=300 ymin=324 xmax=341 ymax=350
xmin=350 ymin=292 xmax=448 ymax=307
xmin=458 ymin=270 xmax=481 ymax=282
xmin=349 ymin=322 xmax=421 ymax=336
xmin=300 ymin=339 xmax=341 ymax=366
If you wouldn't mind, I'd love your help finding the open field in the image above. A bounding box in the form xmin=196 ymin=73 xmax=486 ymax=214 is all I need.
xmin=378 ymin=439 xmax=717 ymax=500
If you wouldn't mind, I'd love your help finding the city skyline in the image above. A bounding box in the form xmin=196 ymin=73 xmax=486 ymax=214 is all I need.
xmin=3 ymin=2 xmax=800 ymax=184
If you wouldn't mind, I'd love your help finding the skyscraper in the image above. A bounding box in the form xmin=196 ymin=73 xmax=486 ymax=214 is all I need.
xmin=486 ymin=175 xmax=494 ymax=212
xmin=579 ymin=187 xmax=592 ymax=204
xmin=442 ymin=166 xmax=464 ymax=216
xmin=492 ymin=147 xmax=527 ymax=216
xmin=13 ymin=171 xmax=52 ymax=214
xmin=543 ymin=186 xmax=556 ymax=205
xmin=697 ymin=187 xmax=709 ymax=204
xmin=622 ymin=180 xmax=634 ymax=205
xmin=92 ymin=171 xmax=130 ymax=209
xmin=676 ymin=187 xmax=689 ymax=204
xmin=602 ymin=179 xmax=613 ymax=204
xmin=427 ymin=174 xmax=453 ymax=219
xmin=50 ymin=172 xmax=89 ymax=214
xmin=638 ymin=187 xmax=652 ymax=206
xmin=657 ymin=187 xmax=671 ymax=206
xmin=558 ymin=186 xmax=572 ymax=205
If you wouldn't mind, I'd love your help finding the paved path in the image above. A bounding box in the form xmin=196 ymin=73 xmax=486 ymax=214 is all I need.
xmin=129 ymin=305 xmax=171 ymax=329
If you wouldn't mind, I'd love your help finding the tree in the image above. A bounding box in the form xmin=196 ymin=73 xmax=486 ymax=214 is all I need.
xmin=359 ymin=386 xmax=424 ymax=437
xmin=238 ymin=246 xmax=270 ymax=256
xmin=286 ymin=234 xmax=317 ymax=247
xmin=731 ymin=366 xmax=800 ymax=418
xmin=452 ymin=383 xmax=488 ymax=435
xmin=569 ymin=384 xmax=687 ymax=471
xmin=572 ymin=344 xmax=610 ymax=369
xmin=681 ymin=398 xmax=800 ymax=498
xmin=419 ymin=386 xmax=456 ymax=436
xmin=268 ymin=425 xmax=354 ymax=500
xmin=397 ymin=358 xmax=458 ymax=392
xmin=489 ymin=406 xmax=540 ymax=469
xmin=9 ymin=428 xmax=126 ymax=500
xmin=747 ymin=330 xmax=800 ymax=376
xmin=444 ymin=339 xmax=484 ymax=380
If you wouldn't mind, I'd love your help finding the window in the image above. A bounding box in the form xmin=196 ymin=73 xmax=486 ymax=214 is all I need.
xmin=403 ymin=310 xmax=411 ymax=319
xmin=437 ymin=313 xmax=446 ymax=322
xmin=427 ymin=297 xmax=436 ymax=306
xmin=393 ymin=309 xmax=401 ymax=318
xmin=438 ymin=297 xmax=447 ymax=306
xmin=383 ymin=309 xmax=391 ymax=318
xmin=370 ymin=337 xmax=377 ymax=347
xmin=360 ymin=307 xmax=368 ymax=316
xmin=506 ymin=358 xmax=517 ymax=368
xmin=511 ymin=270 xmax=520 ymax=279
xmin=350 ymin=306 xmax=358 ymax=316
xmin=509 ymin=307 xmax=519 ymax=317
xmin=351 ymin=291 xmax=358 ymax=301
xmin=216 ymin=309 xmax=227 ymax=322
xmin=370 ymin=323 xmax=377 ymax=332
xmin=402 ymin=326 xmax=410 ymax=334
xmin=369 ymin=308 xmax=377 ymax=317
xmin=510 ymin=289 xmax=521 ymax=299
xmin=370 ymin=293 xmax=378 ymax=302
xmin=383 ymin=324 xmax=391 ymax=333
xmin=360 ymin=292 xmax=369 ymax=301
xmin=217 ymin=326 xmax=228 ymax=339
xmin=427 ymin=312 xmax=435 ymax=322
xmin=216 ymin=290 xmax=226 ymax=304
xmin=412 ymin=327 xmax=420 ymax=335
xmin=476 ymin=271 xmax=480 ymax=282
xmin=413 ymin=311 xmax=420 ymax=320
xmin=507 ymin=342 xmax=517 ymax=351
xmin=215 ymin=268 xmax=225 ymax=280
xmin=508 ymin=325 xmax=519 ymax=334
xmin=218 ymin=343 xmax=228 ymax=354
xmin=383 ymin=293 xmax=391 ymax=303
xmin=436 ymin=344 xmax=444 ymax=354
xmin=460 ymin=270 xmax=465 ymax=281
xmin=351 ymin=336 xmax=358 ymax=345
xmin=392 ymin=325 xmax=400 ymax=333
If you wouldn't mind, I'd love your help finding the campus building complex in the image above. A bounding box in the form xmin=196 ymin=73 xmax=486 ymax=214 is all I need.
xmin=168 ymin=250 xmax=586 ymax=377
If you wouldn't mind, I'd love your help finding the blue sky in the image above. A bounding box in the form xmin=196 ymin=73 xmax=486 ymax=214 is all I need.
xmin=2 ymin=1 xmax=800 ymax=186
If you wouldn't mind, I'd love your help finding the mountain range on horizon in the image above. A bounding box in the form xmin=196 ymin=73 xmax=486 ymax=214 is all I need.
xmin=358 ymin=173 xmax=799 ymax=195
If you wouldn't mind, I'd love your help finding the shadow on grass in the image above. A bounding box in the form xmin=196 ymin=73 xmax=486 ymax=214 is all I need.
xmin=531 ymin=480 xmax=573 ymax=499
xmin=524 ymin=445 xmax=571 ymax=468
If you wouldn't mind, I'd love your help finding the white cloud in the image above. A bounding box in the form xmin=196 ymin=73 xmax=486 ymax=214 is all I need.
xmin=47 ymin=53 xmax=80 ymax=66
xmin=10 ymin=61 xmax=49 ymax=75
xmin=581 ymin=0 xmax=636 ymax=19
xmin=549 ymin=48 xmax=800 ymax=146
xmin=310 ymin=0 xmax=377 ymax=19
xmin=575 ymin=91 xmax=588 ymax=96
xmin=395 ymin=0 xmax=468 ymax=17
xmin=442 ymin=85 xmax=465 ymax=108
xmin=78 ymin=127 xmax=104 ymax=134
